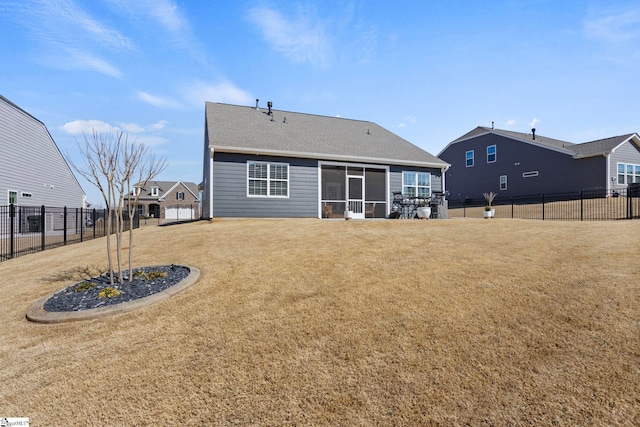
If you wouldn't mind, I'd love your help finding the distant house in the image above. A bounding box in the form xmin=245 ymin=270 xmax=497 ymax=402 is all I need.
xmin=131 ymin=181 xmax=200 ymax=221
xmin=0 ymin=95 xmax=85 ymax=207
xmin=438 ymin=126 xmax=640 ymax=199
xmin=202 ymin=101 xmax=450 ymax=219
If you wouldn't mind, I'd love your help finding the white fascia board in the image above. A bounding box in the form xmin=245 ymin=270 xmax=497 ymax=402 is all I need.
xmin=213 ymin=146 xmax=449 ymax=169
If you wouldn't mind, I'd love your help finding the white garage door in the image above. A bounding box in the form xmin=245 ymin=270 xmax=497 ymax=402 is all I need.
xmin=165 ymin=207 xmax=194 ymax=220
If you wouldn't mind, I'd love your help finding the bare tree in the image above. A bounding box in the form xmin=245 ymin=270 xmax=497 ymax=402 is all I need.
xmin=68 ymin=129 xmax=166 ymax=285
xmin=124 ymin=145 xmax=166 ymax=281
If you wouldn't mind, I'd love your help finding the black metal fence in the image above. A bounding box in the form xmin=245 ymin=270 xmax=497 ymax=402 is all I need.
xmin=448 ymin=187 xmax=640 ymax=221
xmin=0 ymin=205 xmax=139 ymax=262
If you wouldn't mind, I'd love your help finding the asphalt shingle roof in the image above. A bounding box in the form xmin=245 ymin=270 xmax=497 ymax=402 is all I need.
xmin=205 ymin=102 xmax=448 ymax=168
xmin=445 ymin=126 xmax=639 ymax=158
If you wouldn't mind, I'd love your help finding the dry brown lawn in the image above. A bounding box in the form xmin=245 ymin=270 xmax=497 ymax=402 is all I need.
xmin=1 ymin=218 xmax=638 ymax=425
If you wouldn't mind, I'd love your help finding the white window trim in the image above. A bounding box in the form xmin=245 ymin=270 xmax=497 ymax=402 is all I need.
xmin=617 ymin=162 xmax=640 ymax=185
xmin=500 ymin=175 xmax=508 ymax=190
xmin=247 ymin=161 xmax=290 ymax=198
xmin=522 ymin=171 xmax=539 ymax=178
xmin=176 ymin=191 xmax=185 ymax=200
xmin=151 ymin=187 xmax=159 ymax=197
xmin=487 ymin=145 xmax=496 ymax=163
xmin=8 ymin=190 xmax=18 ymax=205
xmin=402 ymin=171 xmax=431 ymax=198
xmin=466 ymin=150 xmax=474 ymax=167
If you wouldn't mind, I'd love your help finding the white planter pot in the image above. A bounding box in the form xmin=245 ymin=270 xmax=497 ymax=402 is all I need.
xmin=416 ymin=206 xmax=431 ymax=219
xmin=483 ymin=209 xmax=495 ymax=218
xmin=344 ymin=210 xmax=353 ymax=220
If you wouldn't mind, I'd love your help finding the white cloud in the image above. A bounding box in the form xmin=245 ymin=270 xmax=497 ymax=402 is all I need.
xmin=530 ymin=118 xmax=540 ymax=128
xmin=61 ymin=119 xmax=168 ymax=146
xmin=136 ymin=91 xmax=182 ymax=108
xmin=66 ymin=48 xmax=123 ymax=78
xmin=506 ymin=119 xmax=516 ymax=126
xmin=182 ymin=80 xmax=253 ymax=108
xmin=119 ymin=122 xmax=145 ymax=133
xmin=584 ymin=9 xmax=640 ymax=44
xmin=149 ymin=120 xmax=168 ymax=131
xmin=246 ymin=5 xmax=331 ymax=67
xmin=61 ymin=119 xmax=119 ymax=135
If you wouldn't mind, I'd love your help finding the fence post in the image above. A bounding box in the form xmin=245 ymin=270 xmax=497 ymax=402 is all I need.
xmin=79 ymin=207 xmax=84 ymax=242
xmin=9 ymin=203 xmax=15 ymax=259
xmin=463 ymin=198 xmax=466 ymax=218
xmin=64 ymin=206 xmax=68 ymax=245
xmin=580 ymin=191 xmax=583 ymax=221
xmin=511 ymin=196 xmax=514 ymax=218
xmin=541 ymin=194 xmax=545 ymax=221
xmin=40 ymin=205 xmax=45 ymax=251
xmin=92 ymin=208 xmax=96 ymax=239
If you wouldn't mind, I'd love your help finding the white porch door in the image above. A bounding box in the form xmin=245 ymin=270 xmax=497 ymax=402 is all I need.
xmin=347 ymin=175 xmax=365 ymax=219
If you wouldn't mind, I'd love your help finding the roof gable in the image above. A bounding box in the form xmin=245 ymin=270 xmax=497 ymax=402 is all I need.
xmin=136 ymin=181 xmax=200 ymax=200
xmin=205 ymin=102 xmax=448 ymax=168
xmin=439 ymin=126 xmax=576 ymax=157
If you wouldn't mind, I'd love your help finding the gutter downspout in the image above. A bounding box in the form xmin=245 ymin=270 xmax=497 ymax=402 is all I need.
xmin=606 ymin=153 xmax=611 ymax=193
xmin=209 ymin=146 xmax=214 ymax=219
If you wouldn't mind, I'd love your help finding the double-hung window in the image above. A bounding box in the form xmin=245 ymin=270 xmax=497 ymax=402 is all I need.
xmin=617 ymin=163 xmax=640 ymax=184
xmin=176 ymin=191 xmax=185 ymax=200
xmin=402 ymin=171 xmax=431 ymax=198
xmin=466 ymin=150 xmax=474 ymax=167
xmin=248 ymin=161 xmax=289 ymax=197
xmin=500 ymin=175 xmax=508 ymax=190
xmin=487 ymin=145 xmax=496 ymax=163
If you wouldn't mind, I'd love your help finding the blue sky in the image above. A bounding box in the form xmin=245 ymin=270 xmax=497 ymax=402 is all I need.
xmin=2 ymin=0 xmax=639 ymax=205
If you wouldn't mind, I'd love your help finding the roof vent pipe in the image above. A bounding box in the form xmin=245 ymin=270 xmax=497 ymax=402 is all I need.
xmin=532 ymin=128 xmax=536 ymax=140
xmin=267 ymin=101 xmax=273 ymax=115
xmin=255 ymin=99 xmax=259 ymax=110
xmin=491 ymin=121 xmax=494 ymax=129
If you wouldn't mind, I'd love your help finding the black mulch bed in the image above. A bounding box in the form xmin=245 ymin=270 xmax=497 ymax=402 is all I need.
xmin=43 ymin=265 xmax=190 ymax=312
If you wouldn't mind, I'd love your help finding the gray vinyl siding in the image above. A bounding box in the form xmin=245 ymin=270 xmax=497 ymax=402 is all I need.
xmin=440 ymin=133 xmax=606 ymax=199
xmin=610 ymin=140 xmax=640 ymax=191
xmin=212 ymin=153 xmax=318 ymax=217
xmin=0 ymin=97 xmax=84 ymax=208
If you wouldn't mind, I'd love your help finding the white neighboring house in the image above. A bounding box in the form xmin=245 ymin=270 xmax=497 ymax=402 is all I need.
xmin=0 ymin=95 xmax=85 ymax=208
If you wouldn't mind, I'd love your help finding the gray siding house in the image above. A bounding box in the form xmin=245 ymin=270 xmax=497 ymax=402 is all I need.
xmin=202 ymin=102 xmax=449 ymax=219
xmin=1 ymin=95 xmax=85 ymax=208
xmin=438 ymin=126 xmax=640 ymax=199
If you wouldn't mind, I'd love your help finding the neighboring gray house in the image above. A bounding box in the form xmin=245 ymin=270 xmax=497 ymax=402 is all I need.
xmin=438 ymin=126 xmax=640 ymax=200
xmin=0 ymin=95 xmax=85 ymax=208
xmin=202 ymin=101 xmax=450 ymax=219
xmin=128 ymin=181 xmax=201 ymax=221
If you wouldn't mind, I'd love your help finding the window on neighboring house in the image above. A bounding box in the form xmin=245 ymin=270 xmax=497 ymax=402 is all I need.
xmin=151 ymin=187 xmax=159 ymax=197
xmin=137 ymin=205 xmax=144 ymax=215
xmin=487 ymin=145 xmax=496 ymax=163
xmin=466 ymin=150 xmax=474 ymax=167
xmin=500 ymin=175 xmax=507 ymax=190
xmin=617 ymin=163 xmax=640 ymax=184
xmin=8 ymin=190 xmax=17 ymax=204
xmin=21 ymin=192 xmax=33 ymax=198
xmin=247 ymin=161 xmax=289 ymax=197
xmin=176 ymin=192 xmax=185 ymax=200
xmin=522 ymin=171 xmax=539 ymax=178
xmin=402 ymin=171 xmax=431 ymax=198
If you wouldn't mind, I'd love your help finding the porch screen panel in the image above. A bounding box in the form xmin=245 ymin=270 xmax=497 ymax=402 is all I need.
xmin=321 ymin=165 xmax=346 ymax=218
xmin=365 ymin=168 xmax=386 ymax=218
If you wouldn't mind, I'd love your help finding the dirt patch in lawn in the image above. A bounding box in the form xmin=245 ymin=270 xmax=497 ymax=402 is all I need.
xmin=0 ymin=218 xmax=638 ymax=425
